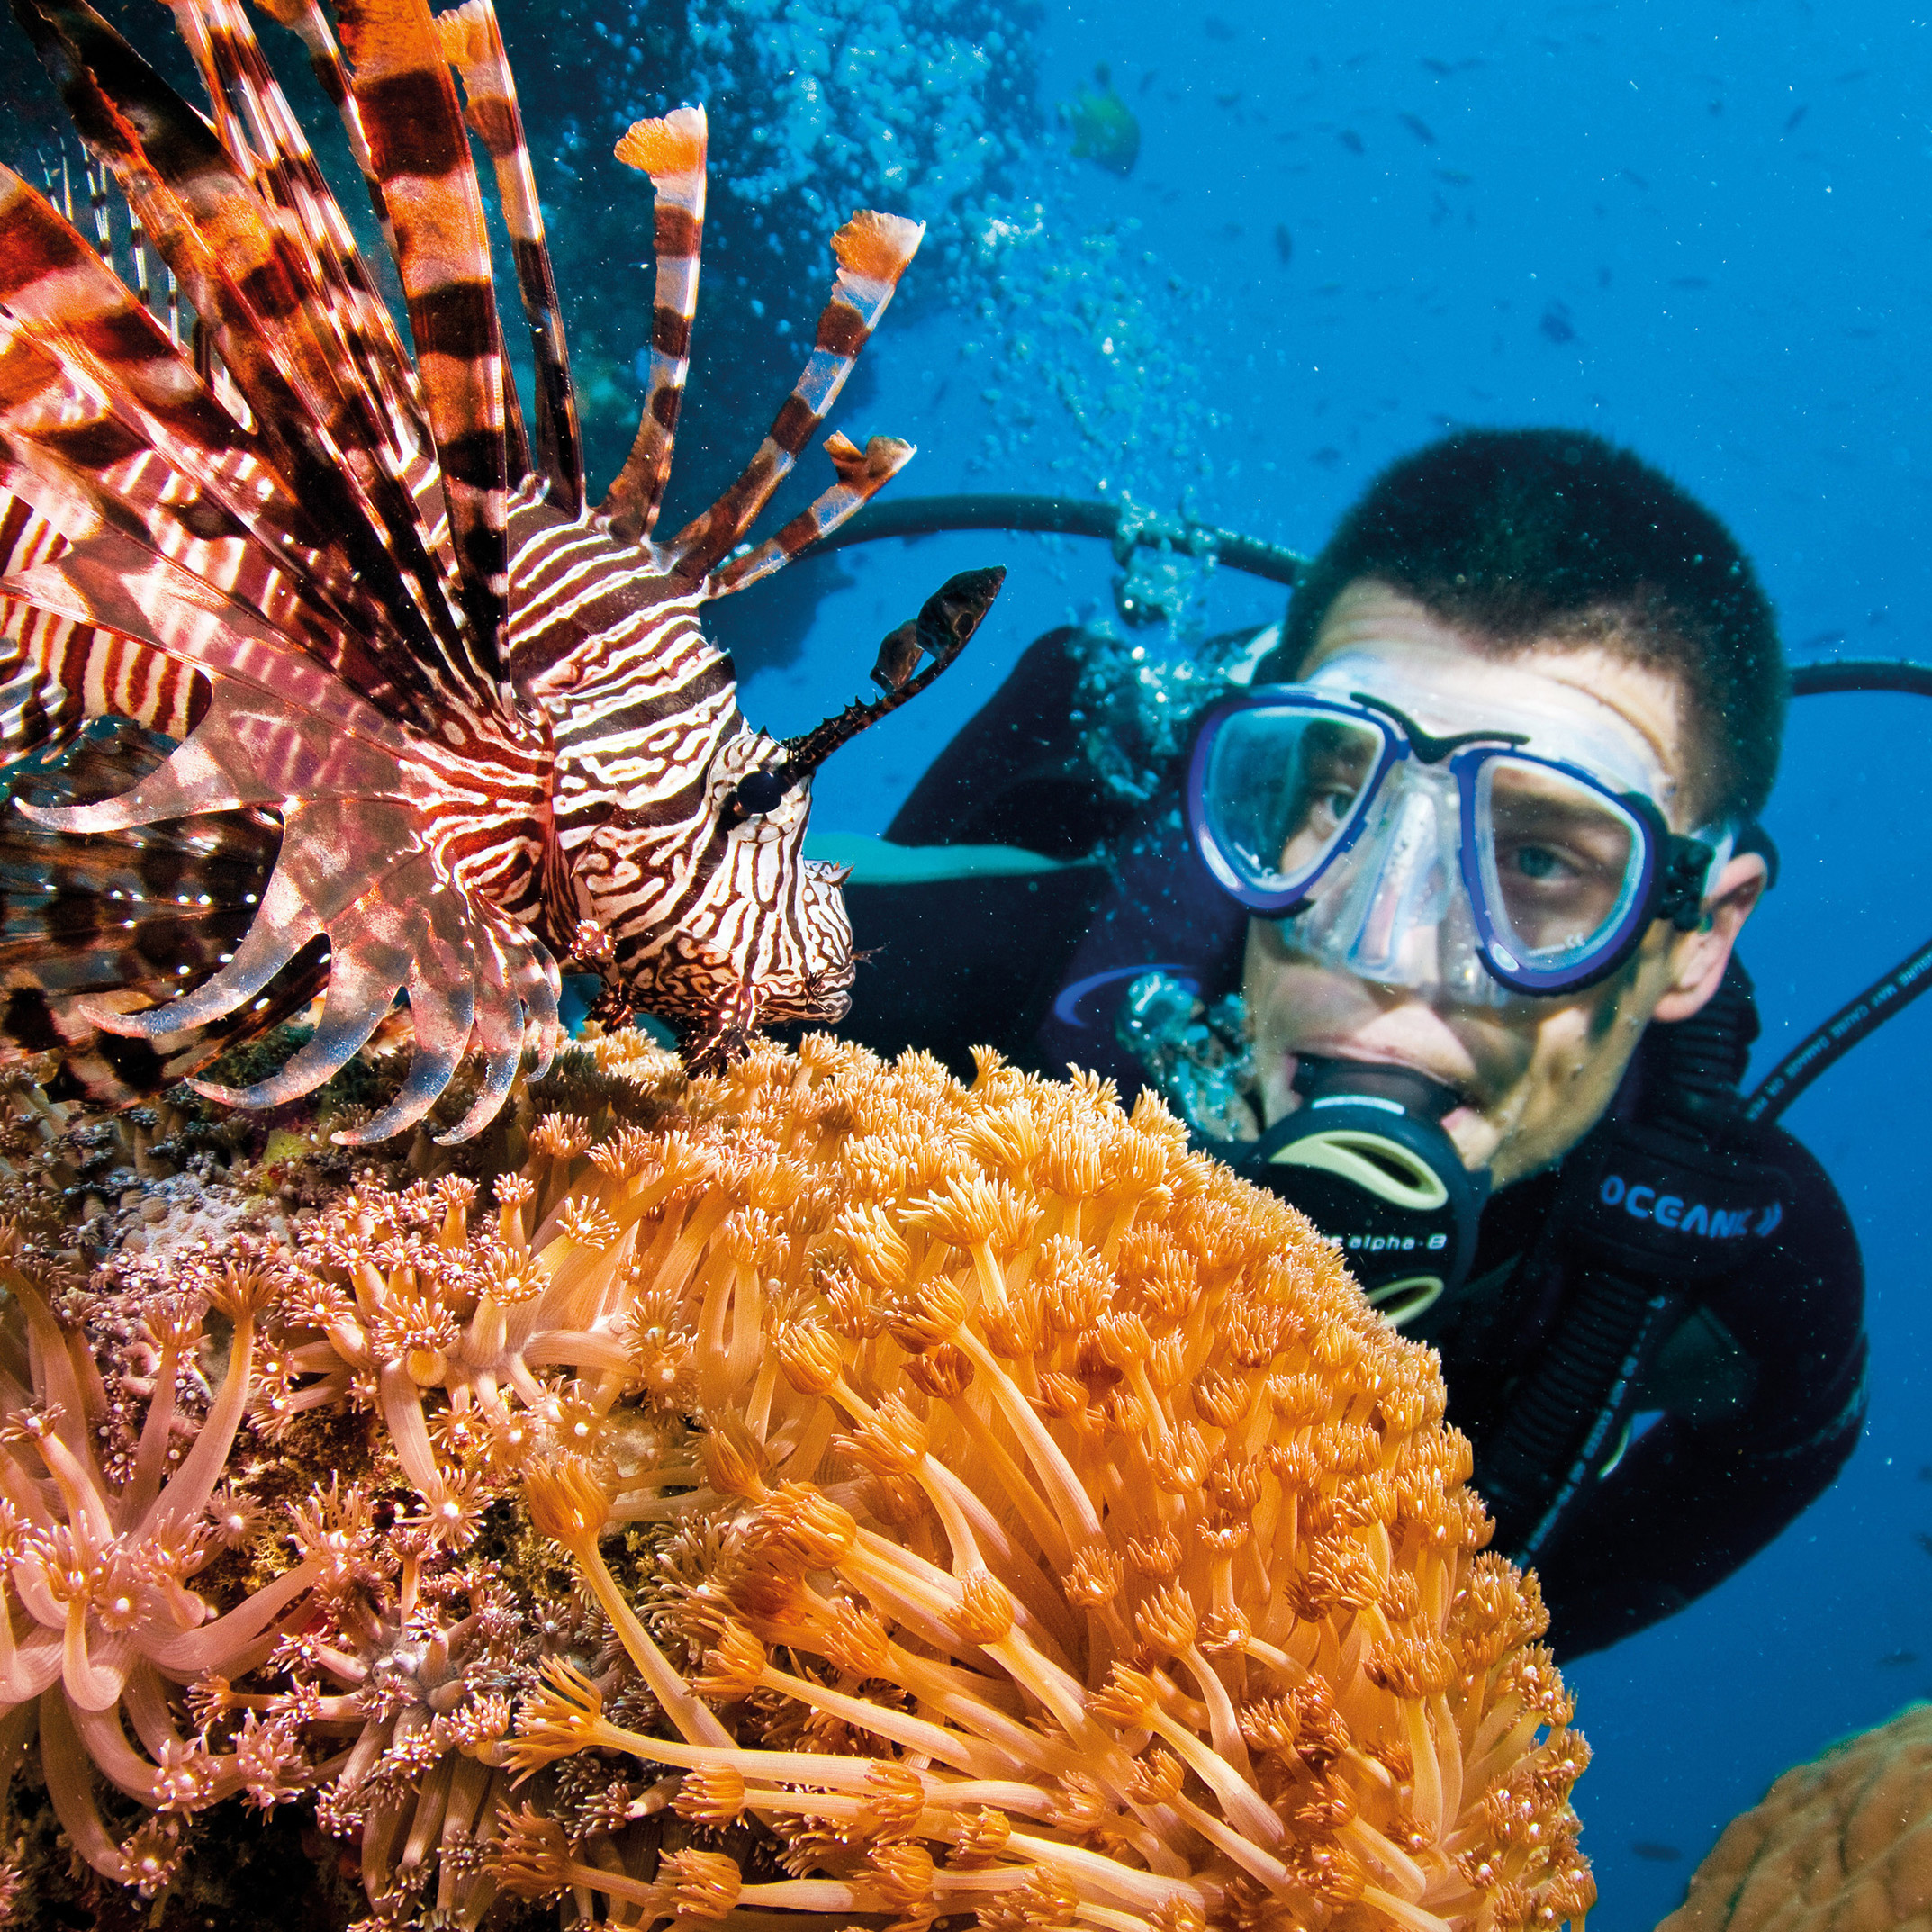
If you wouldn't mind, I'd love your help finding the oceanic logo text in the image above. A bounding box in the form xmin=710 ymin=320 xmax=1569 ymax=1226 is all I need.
xmin=1599 ymin=1173 xmax=1783 ymax=1239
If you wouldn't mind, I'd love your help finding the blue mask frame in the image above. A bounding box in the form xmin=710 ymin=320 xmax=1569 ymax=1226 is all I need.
xmin=1186 ymin=685 xmax=1714 ymax=996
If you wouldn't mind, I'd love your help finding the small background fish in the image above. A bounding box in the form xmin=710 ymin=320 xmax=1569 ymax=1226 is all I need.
xmin=1064 ymin=62 xmax=1141 ymax=175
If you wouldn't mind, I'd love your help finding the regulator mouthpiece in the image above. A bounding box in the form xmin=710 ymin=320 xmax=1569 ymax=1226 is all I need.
xmin=1245 ymin=1055 xmax=1491 ymax=1323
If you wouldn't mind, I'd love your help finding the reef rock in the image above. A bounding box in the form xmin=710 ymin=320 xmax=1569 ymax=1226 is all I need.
xmin=1660 ymin=1702 xmax=1932 ymax=1932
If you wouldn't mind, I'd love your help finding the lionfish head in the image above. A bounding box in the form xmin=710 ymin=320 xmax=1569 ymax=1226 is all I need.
xmin=648 ymin=566 xmax=1006 ymax=1069
xmin=644 ymin=726 xmax=856 ymax=1060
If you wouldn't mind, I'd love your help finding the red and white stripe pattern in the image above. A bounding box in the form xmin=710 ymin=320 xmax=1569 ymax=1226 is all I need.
xmin=600 ymin=107 xmax=708 ymax=546
xmin=334 ymin=0 xmax=512 ymax=681
xmin=0 ymin=492 xmax=205 ymax=757
xmin=438 ymin=0 xmax=582 ymax=515
xmin=669 ymin=208 xmax=925 ymax=581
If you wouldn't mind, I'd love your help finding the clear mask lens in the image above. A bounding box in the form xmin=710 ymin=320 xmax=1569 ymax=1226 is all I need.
xmin=1472 ymin=756 xmax=1647 ymax=977
xmin=1198 ymin=704 xmax=1386 ymax=898
xmin=1291 ymin=765 xmax=1502 ymax=1003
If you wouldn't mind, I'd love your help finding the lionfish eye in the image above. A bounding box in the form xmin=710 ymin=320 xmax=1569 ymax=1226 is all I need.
xmin=733 ymin=768 xmax=791 ymax=817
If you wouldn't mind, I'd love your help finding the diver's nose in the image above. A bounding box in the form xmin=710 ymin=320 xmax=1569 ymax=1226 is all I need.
xmin=1346 ymin=787 xmax=1451 ymax=981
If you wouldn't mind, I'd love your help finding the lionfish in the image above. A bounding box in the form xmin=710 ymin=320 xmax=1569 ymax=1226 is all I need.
xmin=0 ymin=0 xmax=1002 ymax=1144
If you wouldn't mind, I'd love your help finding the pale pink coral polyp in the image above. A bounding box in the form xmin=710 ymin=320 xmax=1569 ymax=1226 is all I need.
xmin=0 ymin=1240 xmax=317 ymax=1888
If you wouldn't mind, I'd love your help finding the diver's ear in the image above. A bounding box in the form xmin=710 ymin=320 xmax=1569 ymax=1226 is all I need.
xmin=1650 ymin=851 xmax=1770 ymax=1022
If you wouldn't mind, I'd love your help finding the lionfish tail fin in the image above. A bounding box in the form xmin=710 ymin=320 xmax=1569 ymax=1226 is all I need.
xmin=670 ymin=207 xmax=924 ymax=580
xmin=438 ymin=0 xmax=583 ymax=515
xmin=782 ymin=564 xmax=1003 ymax=778
xmin=709 ymin=431 xmax=916 ymax=599
xmin=600 ymin=105 xmax=709 ymax=545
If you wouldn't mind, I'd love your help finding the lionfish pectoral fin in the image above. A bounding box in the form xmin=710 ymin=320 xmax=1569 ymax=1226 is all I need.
xmin=781 ymin=565 xmax=1006 ymax=778
xmin=600 ymin=105 xmax=708 ymax=545
xmin=432 ymin=921 xmax=524 ymax=1144
xmin=179 ymin=848 xmax=455 ymax=1107
xmin=14 ymin=0 xmax=474 ymax=699
xmin=76 ymin=862 xmax=322 ymax=1040
xmin=14 ymin=727 xmax=241 ymax=835
xmin=510 ymin=924 xmax=561 ymax=1081
xmin=335 ymin=880 xmax=479 ymax=1143
xmin=708 ymin=432 xmax=916 ymax=600
xmin=670 ymin=208 xmax=925 ymax=581
xmin=186 ymin=921 xmax=414 ymax=1110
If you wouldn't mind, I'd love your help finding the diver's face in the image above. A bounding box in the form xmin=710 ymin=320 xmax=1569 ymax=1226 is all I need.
xmin=1242 ymin=580 xmax=1756 ymax=1189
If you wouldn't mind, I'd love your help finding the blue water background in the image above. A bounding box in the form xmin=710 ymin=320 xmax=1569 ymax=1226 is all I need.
xmin=713 ymin=2 xmax=1932 ymax=1923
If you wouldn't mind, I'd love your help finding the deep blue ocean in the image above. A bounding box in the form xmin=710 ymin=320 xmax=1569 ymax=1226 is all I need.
xmin=717 ymin=3 xmax=1932 ymax=1924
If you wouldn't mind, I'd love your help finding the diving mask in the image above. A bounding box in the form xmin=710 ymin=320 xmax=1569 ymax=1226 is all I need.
xmin=1186 ymin=655 xmax=1728 ymax=1000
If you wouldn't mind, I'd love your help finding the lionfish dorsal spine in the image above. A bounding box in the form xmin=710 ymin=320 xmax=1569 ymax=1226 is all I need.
xmin=599 ymin=105 xmax=708 ymax=547
xmin=709 ymin=429 xmax=916 ymax=599
xmin=665 ymin=208 xmax=926 ymax=583
xmin=332 ymin=0 xmax=513 ymax=682
xmin=438 ymin=0 xmax=585 ymax=519
xmin=14 ymin=1 xmax=481 ymax=719
xmin=176 ymin=0 xmax=435 ymax=480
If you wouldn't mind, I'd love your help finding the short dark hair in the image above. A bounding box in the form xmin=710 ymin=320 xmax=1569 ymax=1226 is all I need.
xmin=1263 ymin=428 xmax=1784 ymax=825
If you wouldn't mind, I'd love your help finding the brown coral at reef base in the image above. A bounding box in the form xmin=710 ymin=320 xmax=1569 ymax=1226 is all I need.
xmin=1658 ymin=1703 xmax=1932 ymax=1932
xmin=0 ymin=1034 xmax=1593 ymax=1930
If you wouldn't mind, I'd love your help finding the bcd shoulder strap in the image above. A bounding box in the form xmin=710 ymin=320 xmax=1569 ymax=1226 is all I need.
xmin=1475 ymin=1107 xmax=1801 ymax=1559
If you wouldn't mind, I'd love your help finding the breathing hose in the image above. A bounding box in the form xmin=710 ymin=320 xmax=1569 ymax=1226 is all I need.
xmin=1746 ymin=658 xmax=1932 ymax=1123
xmin=823 ymin=492 xmax=1309 ymax=588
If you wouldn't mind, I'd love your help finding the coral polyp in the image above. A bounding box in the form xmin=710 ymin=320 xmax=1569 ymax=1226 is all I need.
xmin=0 ymin=1239 xmax=293 ymax=1892
xmin=477 ymin=1034 xmax=1594 ymax=1932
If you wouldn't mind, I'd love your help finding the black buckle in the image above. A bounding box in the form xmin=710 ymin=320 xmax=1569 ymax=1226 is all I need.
xmin=1657 ymin=835 xmax=1715 ymax=931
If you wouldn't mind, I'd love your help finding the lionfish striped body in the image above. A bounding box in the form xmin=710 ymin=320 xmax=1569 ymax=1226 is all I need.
xmin=0 ymin=0 xmax=1000 ymax=1142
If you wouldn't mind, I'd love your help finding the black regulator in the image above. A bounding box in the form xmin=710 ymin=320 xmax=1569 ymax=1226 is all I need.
xmin=1234 ymin=1055 xmax=1493 ymax=1322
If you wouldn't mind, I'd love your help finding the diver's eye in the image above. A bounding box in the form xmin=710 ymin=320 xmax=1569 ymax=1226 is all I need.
xmin=733 ymin=769 xmax=790 ymax=816
xmin=1512 ymin=844 xmax=1566 ymax=880
xmin=1314 ymin=787 xmax=1358 ymax=830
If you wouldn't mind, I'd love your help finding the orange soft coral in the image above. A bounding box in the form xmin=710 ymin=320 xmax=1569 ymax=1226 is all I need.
xmin=1659 ymin=1703 xmax=1932 ymax=1932
xmin=493 ymin=1034 xmax=1595 ymax=1932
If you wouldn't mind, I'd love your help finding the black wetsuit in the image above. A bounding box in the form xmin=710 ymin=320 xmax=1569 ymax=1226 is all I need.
xmin=831 ymin=627 xmax=1868 ymax=1661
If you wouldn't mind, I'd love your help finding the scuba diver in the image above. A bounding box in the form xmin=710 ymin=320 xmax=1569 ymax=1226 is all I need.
xmin=819 ymin=428 xmax=1874 ymax=1660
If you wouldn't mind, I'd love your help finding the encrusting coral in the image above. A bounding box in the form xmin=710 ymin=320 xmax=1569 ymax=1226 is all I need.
xmin=0 ymin=1032 xmax=1593 ymax=1930
xmin=1657 ymin=1702 xmax=1932 ymax=1932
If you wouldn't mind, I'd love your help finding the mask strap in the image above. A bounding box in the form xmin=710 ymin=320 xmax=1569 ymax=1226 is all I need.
xmin=1657 ymin=834 xmax=1720 ymax=930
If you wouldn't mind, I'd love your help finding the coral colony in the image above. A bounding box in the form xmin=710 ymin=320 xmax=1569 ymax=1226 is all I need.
xmin=0 ymin=1034 xmax=1593 ymax=1927
xmin=1657 ymin=1704 xmax=1932 ymax=1932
